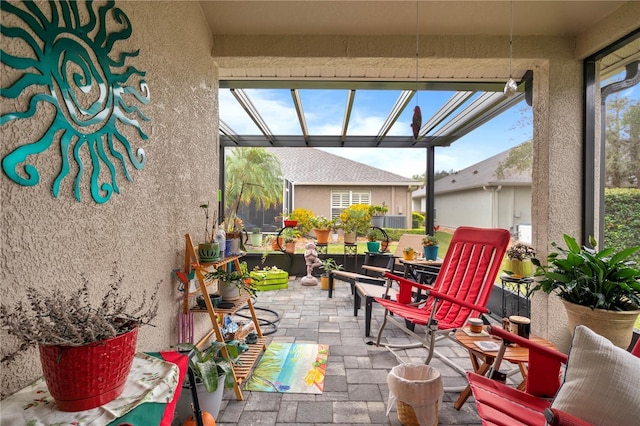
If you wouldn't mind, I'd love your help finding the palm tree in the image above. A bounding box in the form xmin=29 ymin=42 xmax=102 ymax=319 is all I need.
xmin=224 ymin=147 xmax=283 ymax=218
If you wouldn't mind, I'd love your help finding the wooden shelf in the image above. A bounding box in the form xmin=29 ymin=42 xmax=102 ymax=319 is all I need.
xmin=183 ymin=234 xmax=266 ymax=400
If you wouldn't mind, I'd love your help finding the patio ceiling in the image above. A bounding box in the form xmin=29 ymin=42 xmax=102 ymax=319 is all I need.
xmin=208 ymin=1 xmax=638 ymax=149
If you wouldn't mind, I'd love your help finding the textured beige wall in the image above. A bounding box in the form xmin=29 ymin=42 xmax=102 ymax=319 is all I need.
xmin=1 ymin=1 xmax=218 ymax=396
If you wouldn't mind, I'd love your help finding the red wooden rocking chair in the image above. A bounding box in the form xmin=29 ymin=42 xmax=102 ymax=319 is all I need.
xmin=467 ymin=325 xmax=640 ymax=426
xmin=374 ymin=227 xmax=510 ymax=381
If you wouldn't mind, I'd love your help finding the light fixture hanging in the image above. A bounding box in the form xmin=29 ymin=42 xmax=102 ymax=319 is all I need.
xmin=504 ymin=0 xmax=517 ymax=97
xmin=411 ymin=0 xmax=422 ymax=140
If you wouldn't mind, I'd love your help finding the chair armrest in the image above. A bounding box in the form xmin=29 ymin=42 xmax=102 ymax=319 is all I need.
xmin=487 ymin=326 xmax=568 ymax=364
xmin=383 ymin=272 xmax=490 ymax=314
xmin=361 ymin=264 xmax=390 ymax=274
xmin=544 ymin=408 xmax=593 ymax=426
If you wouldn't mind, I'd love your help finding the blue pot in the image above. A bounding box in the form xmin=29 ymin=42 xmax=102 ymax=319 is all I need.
xmin=366 ymin=241 xmax=381 ymax=253
xmin=424 ymin=245 xmax=439 ymax=260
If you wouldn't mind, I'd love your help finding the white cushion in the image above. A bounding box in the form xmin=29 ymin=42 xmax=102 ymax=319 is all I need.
xmin=551 ymin=325 xmax=640 ymax=425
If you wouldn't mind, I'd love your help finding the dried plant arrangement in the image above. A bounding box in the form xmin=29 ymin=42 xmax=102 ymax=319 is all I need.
xmin=0 ymin=263 xmax=160 ymax=364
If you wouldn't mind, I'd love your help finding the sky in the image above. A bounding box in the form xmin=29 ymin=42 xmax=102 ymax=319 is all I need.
xmin=219 ymin=80 xmax=639 ymax=179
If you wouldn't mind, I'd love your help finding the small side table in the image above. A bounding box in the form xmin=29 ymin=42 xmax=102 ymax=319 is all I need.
xmin=453 ymin=327 xmax=556 ymax=410
xmin=500 ymin=273 xmax=533 ymax=318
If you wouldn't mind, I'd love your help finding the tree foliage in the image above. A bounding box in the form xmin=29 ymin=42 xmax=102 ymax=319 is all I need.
xmin=495 ymin=140 xmax=532 ymax=179
xmin=225 ymin=147 xmax=283 ymax=215
xmin=605 ymin=94 xmax=639 ymax=187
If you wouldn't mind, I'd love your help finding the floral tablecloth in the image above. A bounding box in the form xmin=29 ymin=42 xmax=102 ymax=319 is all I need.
xmin=1 ymin=352 xmax=183 ymax=426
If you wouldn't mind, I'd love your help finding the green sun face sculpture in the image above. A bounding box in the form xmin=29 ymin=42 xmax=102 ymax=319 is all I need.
xmin=1 ymin=0 xmax=150 ymax=204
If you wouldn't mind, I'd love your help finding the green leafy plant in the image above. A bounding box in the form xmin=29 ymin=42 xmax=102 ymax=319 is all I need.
xmin=367 ymin=228 xmax=381 ymax=242
xmin=281 ymin=227 xmax=301 ymax=243
xmin=205 ymin=261 xmax=258 ymax=297
xmin=320 ymin=258 xmax=343 ymax=277
xmin=531 ymin=234 xmax=640 ymax=311
xmin=176 ymin=341 xmax=239 ymax=392
xmin=369 ymin=203 xmax=388 ymax=216
xmin=422 ymin=235 xmax=438 ymax=246
xmin=310 ymin=215 xmax=332 ymax=229
xmin=339 ymin=204 xmax=371 ymax=234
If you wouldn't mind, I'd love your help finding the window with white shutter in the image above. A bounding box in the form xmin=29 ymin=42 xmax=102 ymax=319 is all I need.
xmin=330 ymin=190 xmax=371 ymax=218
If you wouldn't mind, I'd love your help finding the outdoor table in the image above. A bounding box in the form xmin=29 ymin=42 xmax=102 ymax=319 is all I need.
xmin=453 ymin=327 xmax=556 ymax=409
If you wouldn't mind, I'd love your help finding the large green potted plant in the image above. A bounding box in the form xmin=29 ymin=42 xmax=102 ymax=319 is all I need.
xmin=174 ymin=341 xmax=239 ymax=422
xmin=531 ymin=234 xmax=640 ymax=348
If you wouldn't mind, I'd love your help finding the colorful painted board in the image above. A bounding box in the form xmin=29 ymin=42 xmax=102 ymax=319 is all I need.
xmin=244 ymin=343 xmax=328 ymax=394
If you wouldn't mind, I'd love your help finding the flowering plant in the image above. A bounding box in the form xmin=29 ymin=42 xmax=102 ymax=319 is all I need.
xmin=422 ymin=235 xmax=439 ymax=246
xmin=506 ymin=242 xmax=536 ymax=261
xmin=223 ymin=213 xmax=244 ymax=235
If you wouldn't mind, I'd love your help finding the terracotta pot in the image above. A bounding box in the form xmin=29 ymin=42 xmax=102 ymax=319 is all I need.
xmin=314 ymin=228 xmax=330 ymax=244
xmin=270 ymin=236 xmax=283 ymax=251
xmin=561 ymin=299 xmax=640 ymax=349
xmin=284 ymin=242 xmax=296 ymax=254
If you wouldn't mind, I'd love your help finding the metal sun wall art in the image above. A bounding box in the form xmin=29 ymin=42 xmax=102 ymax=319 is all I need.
xmin=0 ymin=0 xmax=150 ymax=204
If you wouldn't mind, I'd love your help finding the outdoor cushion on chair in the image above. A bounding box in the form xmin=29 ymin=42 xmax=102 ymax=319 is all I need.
xmin=551 ymin=325 xmax=640 ymax=425
xmin=467 ymin=325 xmax=640 ymax=426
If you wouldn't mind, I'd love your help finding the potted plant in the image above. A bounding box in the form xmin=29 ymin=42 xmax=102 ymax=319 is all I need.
xmin=281 ymin=227 xmax=300 ymax=254
xmin=281 ymin=209 xmax=297 ymax=228
xmin=330 ymin=218 xmax=340 ymax=242
xmin=198 ymin=203 xmax=220 ymax=262
xmin=531 ymin=234 xmax=640 ymax=349
xmin=403 ymin=246 xmax=415 ymax=261
xmin=369 ymin=202 xmax=388 ymax=227
xmin=310 ymin=215 xmax=332 ymax=244
xmin=249 ymin=227 xmax=263 ymax=247
xmin=206 ymin=261 xmax=257 ymax=301
xmin=339 ymin=204 xmax=371 ymax=244
xmin=319 ymin=257 xmax=343 ymax=290
xmin=505 ymin=242 xmax=536 ymax=278
xmin=266 ymin=234 xmax=283 ymax=251
xmin=174 ymin=341 xmax=239 ymax=422
xmin=0 ymin=265 xmax=160 ymax=411
xmin=366 ymin=228 xmax=382 ymax=253
xmin=422 ymin=235 xmax=439 ymax=260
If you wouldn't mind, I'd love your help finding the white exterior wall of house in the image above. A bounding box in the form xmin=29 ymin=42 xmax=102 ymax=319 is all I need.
xmin=433 ymin=185 xmax=531 ymax=230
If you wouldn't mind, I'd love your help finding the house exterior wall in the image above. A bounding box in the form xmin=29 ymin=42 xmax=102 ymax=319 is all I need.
xmin=293 ymin=184 xmax=413 ymax=228
xmin=0 ymin=1 xmax=218 ymax=396
xmin=433 ymin=185 xmax=532 ymax=232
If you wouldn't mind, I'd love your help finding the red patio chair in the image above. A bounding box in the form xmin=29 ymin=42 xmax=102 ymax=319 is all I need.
xmin=374 ymin=227 xmax=510 ymax=379
xmin=467 ymin=325 xmax=640 ymax=426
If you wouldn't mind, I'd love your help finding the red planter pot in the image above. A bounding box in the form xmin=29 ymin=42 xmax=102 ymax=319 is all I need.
xmin=38 ymin=327 xmax=138 ymax=411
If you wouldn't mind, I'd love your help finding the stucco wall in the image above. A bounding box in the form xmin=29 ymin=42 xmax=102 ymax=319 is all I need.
xmin=293 ymin=185 xmax=413 ymax=228
xmin=0 ymin=1 xmax=218 ymax=397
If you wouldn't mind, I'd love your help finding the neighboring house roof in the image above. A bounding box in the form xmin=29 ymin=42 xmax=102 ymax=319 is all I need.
xmin=412 ymin=144 xmax=532 ymax=198
xmin=265 ymin=147 xmax=418 ymax=186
